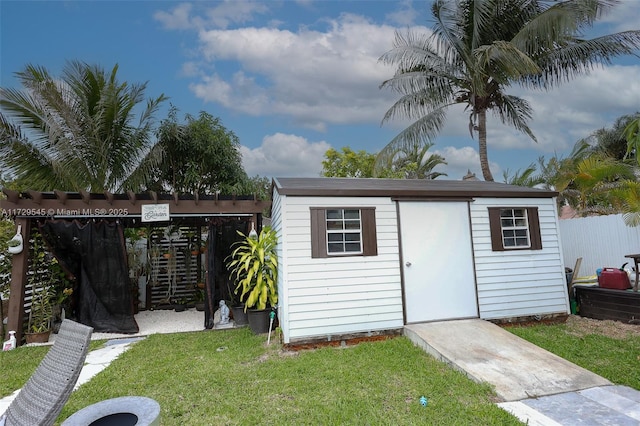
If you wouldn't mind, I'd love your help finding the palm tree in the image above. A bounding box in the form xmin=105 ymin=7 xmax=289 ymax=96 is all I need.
xmin=581 ymin=112 xmax=640 ymax=160
xmin=0 ymin=61 xmax=167 ymax=192
xmin=379 ymin=0 xmax=640 ymax=181
xmin=624 ymin=115 xmax=640 ymax=165
xmin=502 ymin=163 xmax=543 ymax=187
xmin=380 ymin=141 xmax=447 ymax=179
xmin=553 ymin=154 xmax=634 ymax=216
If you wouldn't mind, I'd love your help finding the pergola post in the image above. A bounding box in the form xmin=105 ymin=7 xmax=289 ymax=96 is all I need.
xmin=5 ymin=217 xmax=31 ymax=344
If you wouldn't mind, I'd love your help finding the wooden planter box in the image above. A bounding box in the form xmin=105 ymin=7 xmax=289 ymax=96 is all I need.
xmin=575 ymin=286 xmax=640 ymax=323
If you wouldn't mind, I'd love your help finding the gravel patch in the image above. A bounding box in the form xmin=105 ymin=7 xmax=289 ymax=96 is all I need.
xmin=90 ymin=309 xmax=205 ymax=340
xmin=565 ymin=314 xmax=640 ymax=340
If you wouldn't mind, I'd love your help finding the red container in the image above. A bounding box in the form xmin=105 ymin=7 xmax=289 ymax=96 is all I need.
xmin=598 ymin=268 xmax=631 ymax=290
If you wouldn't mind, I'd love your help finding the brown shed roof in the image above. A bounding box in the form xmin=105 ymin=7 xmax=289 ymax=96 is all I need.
xmin=272 ymin=177 xmax=558 ymax=199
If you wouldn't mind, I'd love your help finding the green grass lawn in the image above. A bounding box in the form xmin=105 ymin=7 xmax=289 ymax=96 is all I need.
xmin=3 ymin=328 xmax=520 ymax=425
xmin=506 ymin=320 xmax=640 ymax=390
xmin=4 ymin=319 xmax=638 ymax=425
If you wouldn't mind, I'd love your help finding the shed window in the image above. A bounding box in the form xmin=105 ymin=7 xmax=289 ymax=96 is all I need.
xmin=488 ymin=207 xmax=542 ymax=251
xmin=310 ymin=207 xmax=377 ymax=258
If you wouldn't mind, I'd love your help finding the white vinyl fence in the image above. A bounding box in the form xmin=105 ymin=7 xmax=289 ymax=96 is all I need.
xmin=559 ymin=214 xmax=640 ymax=277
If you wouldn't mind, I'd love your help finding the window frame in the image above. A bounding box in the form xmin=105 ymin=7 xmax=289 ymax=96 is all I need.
xmin=488 ymin=207 xmax=542 ymax=252
xmin=310 ymin=207 xmax=377 ymax=258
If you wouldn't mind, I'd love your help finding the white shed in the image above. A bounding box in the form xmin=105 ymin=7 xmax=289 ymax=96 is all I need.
xmin=271 ymin=177 xmax=569 ymax=345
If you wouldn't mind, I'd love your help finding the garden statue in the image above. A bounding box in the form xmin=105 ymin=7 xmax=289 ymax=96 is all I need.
xmin=218 ymin=300 xmax=230 ymax=325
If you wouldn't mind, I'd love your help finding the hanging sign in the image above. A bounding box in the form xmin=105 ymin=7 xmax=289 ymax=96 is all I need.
xmin=141 ymin=204 xmax=170 ymax=222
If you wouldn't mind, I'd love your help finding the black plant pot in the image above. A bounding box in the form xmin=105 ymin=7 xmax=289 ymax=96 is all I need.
xmin=247 ymin=308 xmax=272 ymax=334
xmin=231 ymin=305 xmax=248 ymax=326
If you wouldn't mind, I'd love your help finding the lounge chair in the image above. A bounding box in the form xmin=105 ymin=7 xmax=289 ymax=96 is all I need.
xmin=0 ymin=319 xmax=93 ymax=426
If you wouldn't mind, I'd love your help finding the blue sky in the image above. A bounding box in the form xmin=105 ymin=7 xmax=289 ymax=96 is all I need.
xmin=1 ymin=0 xmax=639 ymax=180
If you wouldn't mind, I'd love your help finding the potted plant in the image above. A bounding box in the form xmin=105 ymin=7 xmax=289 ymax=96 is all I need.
xmin=26 ymin=285 xmax=55 ymax=343
xmin=25 ymin=232 xmax=57 ymax=343
xmin=226 ymin=226 xmax=278 ymax=334
xmin=224 ymin=280 xmax=247 ymax=326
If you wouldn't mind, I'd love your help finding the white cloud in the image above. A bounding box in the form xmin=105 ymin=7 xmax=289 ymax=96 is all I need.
xmin=490 ymin=65 xmax=640 ymax=154
xmin=158 ymin=2 xmax=638 ymax=178
xmin=154 ymin=3 xmax=197 ymax=30
xmin=434 ymin=146 xmax=501 ymax=181
xmin=154 ymin=1 xmax=269 ymax=30
xmin=240 ymin=133 xmax=331 ymax=177
xmin=204 ymin=1 xmax=270 ymax=29
xmin=188 ymin=14 xmax=406 ymax=129
xmin=597 ymin=0 xmax=640 ymax=32
xmin=385 ymin=0 xmax=419 ymax=26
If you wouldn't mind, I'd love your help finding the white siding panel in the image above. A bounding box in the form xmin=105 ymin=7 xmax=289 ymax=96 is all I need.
xmin=289 ymin=314 xmax=404 ymax=342
xmin=276 ymin=195 xmax=403 ymax=343
xmin=271 ymin=190 xmax=288 ymax=340
xmin=470 ymin=198 xmax=569 ymax=319
xmin=290 ymin=290 xmax=402 ymax=308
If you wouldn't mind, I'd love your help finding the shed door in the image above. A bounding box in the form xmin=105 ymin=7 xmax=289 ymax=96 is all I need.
xmin=399 ymin=201 xmax=478 ymax=323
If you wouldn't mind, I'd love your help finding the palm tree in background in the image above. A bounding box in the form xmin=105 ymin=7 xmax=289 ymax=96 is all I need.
xmin=0 ymin=61 xmax=167 ymax=192
xmin=379 ymin=0 xmax=640 ymax=181
xmin=380 ymin=141 xmax=447 ymax=179
xmin=581 ymin=112 xmax=640 ymax=160
xmin=502 ymin=163 xmax=543 ymax=187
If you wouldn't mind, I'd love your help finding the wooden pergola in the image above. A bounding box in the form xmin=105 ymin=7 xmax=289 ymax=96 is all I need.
xmin=1 ymin=188 xmax=271 ymax=343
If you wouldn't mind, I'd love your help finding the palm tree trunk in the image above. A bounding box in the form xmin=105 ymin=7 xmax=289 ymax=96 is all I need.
xmin=477 ymin=109 xmax=494 ymax=181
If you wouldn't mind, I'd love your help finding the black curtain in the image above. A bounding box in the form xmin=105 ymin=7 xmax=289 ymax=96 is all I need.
xmin=40 ymin=219 xmax=139 ymax=333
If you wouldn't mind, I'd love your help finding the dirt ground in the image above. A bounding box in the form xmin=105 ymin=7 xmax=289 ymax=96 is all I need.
xmin=564 ymin=315 xmax=640 ymax=339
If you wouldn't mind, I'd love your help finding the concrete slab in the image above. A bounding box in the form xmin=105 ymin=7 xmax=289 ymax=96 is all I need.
xmin=511 ymin=386 xmax=640 ymax=425
xmin=404 ymin=319 xmax=611 ymax=401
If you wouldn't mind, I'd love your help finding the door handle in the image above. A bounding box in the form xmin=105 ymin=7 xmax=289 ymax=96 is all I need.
xmin=405 ymin=261 xmax=411 ymax=267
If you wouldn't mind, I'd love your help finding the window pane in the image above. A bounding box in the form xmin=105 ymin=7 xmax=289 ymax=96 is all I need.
xmin=500 ymin=209 xmax=513 ymax=217
xmin=504 ymin=237 xmax=515 ymax=247
xmin=326 ymin=210 xmax=342 ymax=220
xmin=344 ymin=210 xmax=360 ymax=219
xmin=328 ymin=243 xmax=343 ymax=253
xmin=515 ymin=229 xmax=527 ymax=237
xmin=501 ymin=218 xmax=514 ymax=227
xmin=328 ymin=233 xmax=343 ymax=242
xmin=345 ymin=233 xmax=360 ymax=242
xmin=515 ymin=219 xmax=527 ymax=226
xmin=344 ymin=220 xmax=360 ymax=230
xmin=345 ymin=243 xmax=361 ymax=252
xmin=512 ymin=208 xmax=525 ymax=217
xmin=326 ymin=220 xmax=343 ymax=230
xmin=515 ymin=238 xmax=529 ymax=246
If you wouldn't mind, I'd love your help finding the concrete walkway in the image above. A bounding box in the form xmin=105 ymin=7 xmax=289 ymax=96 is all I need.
xmin=405 ymin=319 xmax=640 ymax=425
xmin=0 ymin=337 xmax=143 ymax=417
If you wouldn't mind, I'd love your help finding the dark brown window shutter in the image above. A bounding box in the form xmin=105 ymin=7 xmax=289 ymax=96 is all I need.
xmin=310 ymin=208 xmax=327 ymax=258
xmin=488 ymin=207 xmax=504 ymax=252
xmin=527 ymin=207 xmax=542 ymax=250
xmin=361 ymin=208 xmax=377 ymax=256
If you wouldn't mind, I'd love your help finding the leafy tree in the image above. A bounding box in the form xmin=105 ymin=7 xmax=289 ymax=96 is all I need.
xmin=153 ymin=107 xmax=247 ymax=194
xmin=379 ymin=0 xmax=640 ymax=181
xmin=0 ymin=61 xmax=167 ymax=192
xmin=379 ymin=142 xmax=447 ymax=179
xmin=624 ymin=115 xmax=640 ymax=165
xmin=581 ymin=112 xmax=640 ymax=160
xmin=553 ymin=154 xmax=634 ymax=216
xmin=502 ymin=163 xmax=543 ymax=187
xmin=611 ymin=181 xmax=640 ymax=227
xmin=321 ymin=147 xmax=376 ymax=178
